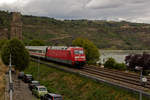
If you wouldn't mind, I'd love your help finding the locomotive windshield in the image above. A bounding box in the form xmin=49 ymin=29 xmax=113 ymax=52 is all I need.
xmin=74 ymin=50 xmax=84 ymax=54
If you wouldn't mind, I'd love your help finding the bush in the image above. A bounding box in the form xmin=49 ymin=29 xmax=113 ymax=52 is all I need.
xmin=125 ymin=52 xmax=150 ymax=71
xmin=0 ymin=39 xmax=8 ymax=50
xmin=114 ymin=63 xmax=127 ymax=71
xmin=143 ymin=70 xmax=150 ymax=75
xmin=104 ymin=58 xmax=116 ymax=69
xmin=1 ymin=38 xmax=29 ymax=71
xmin=72 ymin=37 xmax=100 ymax=64
xmin=104 ymin=58 xmax=126 ymax=70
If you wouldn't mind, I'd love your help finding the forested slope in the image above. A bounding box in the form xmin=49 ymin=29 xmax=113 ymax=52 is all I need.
xmin=22 ymin=15 xmax=150 ymax=49
xmin=1 ymin=10 xmax=150 ymax=49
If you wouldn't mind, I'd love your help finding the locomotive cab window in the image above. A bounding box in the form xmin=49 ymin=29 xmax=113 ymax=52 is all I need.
xmin=74 ymin=50 xmax=84 ymax=54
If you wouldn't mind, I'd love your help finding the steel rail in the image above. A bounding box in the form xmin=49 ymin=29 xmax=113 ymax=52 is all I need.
xmin=83 ymin=66 xmax=150 ymax=86
xmin=86 ymin=65 xmax=150 ymax=84
xmin=88 ymin=65 xmax=150 ymax=79
xmin=82 ymin=67 xmax=150 ymax=89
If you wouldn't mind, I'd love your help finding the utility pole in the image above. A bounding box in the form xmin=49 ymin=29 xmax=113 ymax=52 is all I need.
xmin=140 ymin=69 xmax=143 ymax=100
xmin=9 ymin=54 xmax=13 ymax=100
xmin=37 ymin=56 xmax=40 ymax=80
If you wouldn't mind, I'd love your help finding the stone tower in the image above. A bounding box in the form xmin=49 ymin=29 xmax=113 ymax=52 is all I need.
xmin=10 ymin=12 xmax=22 ymax=40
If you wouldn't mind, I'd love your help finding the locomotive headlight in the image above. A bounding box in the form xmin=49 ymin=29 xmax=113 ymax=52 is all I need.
xmin=75 ymin=56 xmax=85 ymax=59
xmin=80 ymin=56 xmax=85 ymax=58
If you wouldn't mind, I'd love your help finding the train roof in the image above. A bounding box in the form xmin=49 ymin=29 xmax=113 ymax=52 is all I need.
xmin=49 ymin=46 xmax=83 ymax=50
xmin=26 ymin=46 xmax=83 ymax=51
xmin=26 ymin=46 xmax=48 ymax=50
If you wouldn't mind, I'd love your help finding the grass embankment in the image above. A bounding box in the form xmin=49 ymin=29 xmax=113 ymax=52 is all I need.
xmin=25 ymin=62 xmax=149 ymax=100
xmin=0 ymin=59 xmax=7 ymax=100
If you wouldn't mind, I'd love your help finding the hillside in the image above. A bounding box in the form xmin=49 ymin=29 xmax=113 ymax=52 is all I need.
xmin=1 ymin=10 xmax=150 ymax=50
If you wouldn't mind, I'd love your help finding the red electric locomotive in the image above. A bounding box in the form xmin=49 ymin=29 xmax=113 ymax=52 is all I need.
xmin=26 ymin=46 xmax=86 ymax=66
xmin=46 ymin=46 xmax=86 ymax=66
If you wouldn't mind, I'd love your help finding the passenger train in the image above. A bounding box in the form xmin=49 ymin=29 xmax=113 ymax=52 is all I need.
xmin=26 ymin=46 xmax=86 ymax=67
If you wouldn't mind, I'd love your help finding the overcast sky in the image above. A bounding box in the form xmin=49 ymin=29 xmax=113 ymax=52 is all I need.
xmin=0 ymin=0 xmax=150 ymax=23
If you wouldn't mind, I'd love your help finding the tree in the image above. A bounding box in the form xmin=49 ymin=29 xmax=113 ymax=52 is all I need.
xmin=0 ymin=39 xmax=8 ymax=50
xmin=1 ymin=38 xmax=29 ymax=71
xmin=104 ymin=57 xmax=126 ymax=70
xmin=125 ymin=52 xmax=150 ymax=71
xmin=72 ymin=37 xmax=100 ymax=64
xmin=104 ymin=58 xmax=116 ymax=69
xmin=29 ymin=39 xmax=45 ymax=46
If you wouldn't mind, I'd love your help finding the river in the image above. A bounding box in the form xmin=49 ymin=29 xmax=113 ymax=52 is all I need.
xmin=99 ymin=50 xmax=150 ymax=64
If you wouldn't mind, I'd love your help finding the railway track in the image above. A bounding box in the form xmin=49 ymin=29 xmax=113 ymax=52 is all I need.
xmin=82 ymin=66 xmax=150 ymax=91
xmin=88 ymin=65 xmax=150 ymax=80
xmin=84 ymin=65 xmax=150 ymax=84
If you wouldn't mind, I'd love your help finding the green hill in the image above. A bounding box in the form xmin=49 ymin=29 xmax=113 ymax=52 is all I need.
xmin=1 ymin=10 xmax=150 ymax=50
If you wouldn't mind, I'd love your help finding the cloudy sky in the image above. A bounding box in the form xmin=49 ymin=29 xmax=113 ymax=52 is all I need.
xmin=0 ymin=0 xmax=150 ymax=23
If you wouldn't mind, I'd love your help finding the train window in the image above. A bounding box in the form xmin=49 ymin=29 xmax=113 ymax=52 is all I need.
xmin=79 ymin=50 xmax=83 ymax=54
xmin=46 ymin=48 xmax=48 ymax=53
xmin=74 ymin=50 xmax=83 ymax=54
xmin=30 ymin=49 xmax=44 ymax=53
xmin=69 ymin=51 xmax=71 ymax=55
xmin=74 ymin=50 xmax=78 ymax=54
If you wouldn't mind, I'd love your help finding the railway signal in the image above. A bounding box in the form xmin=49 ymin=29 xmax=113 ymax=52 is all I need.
xmin=142 ymin=77 xmax=147 ymax=86
xmin=135 ymin=66 xmax=148 ymax=100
